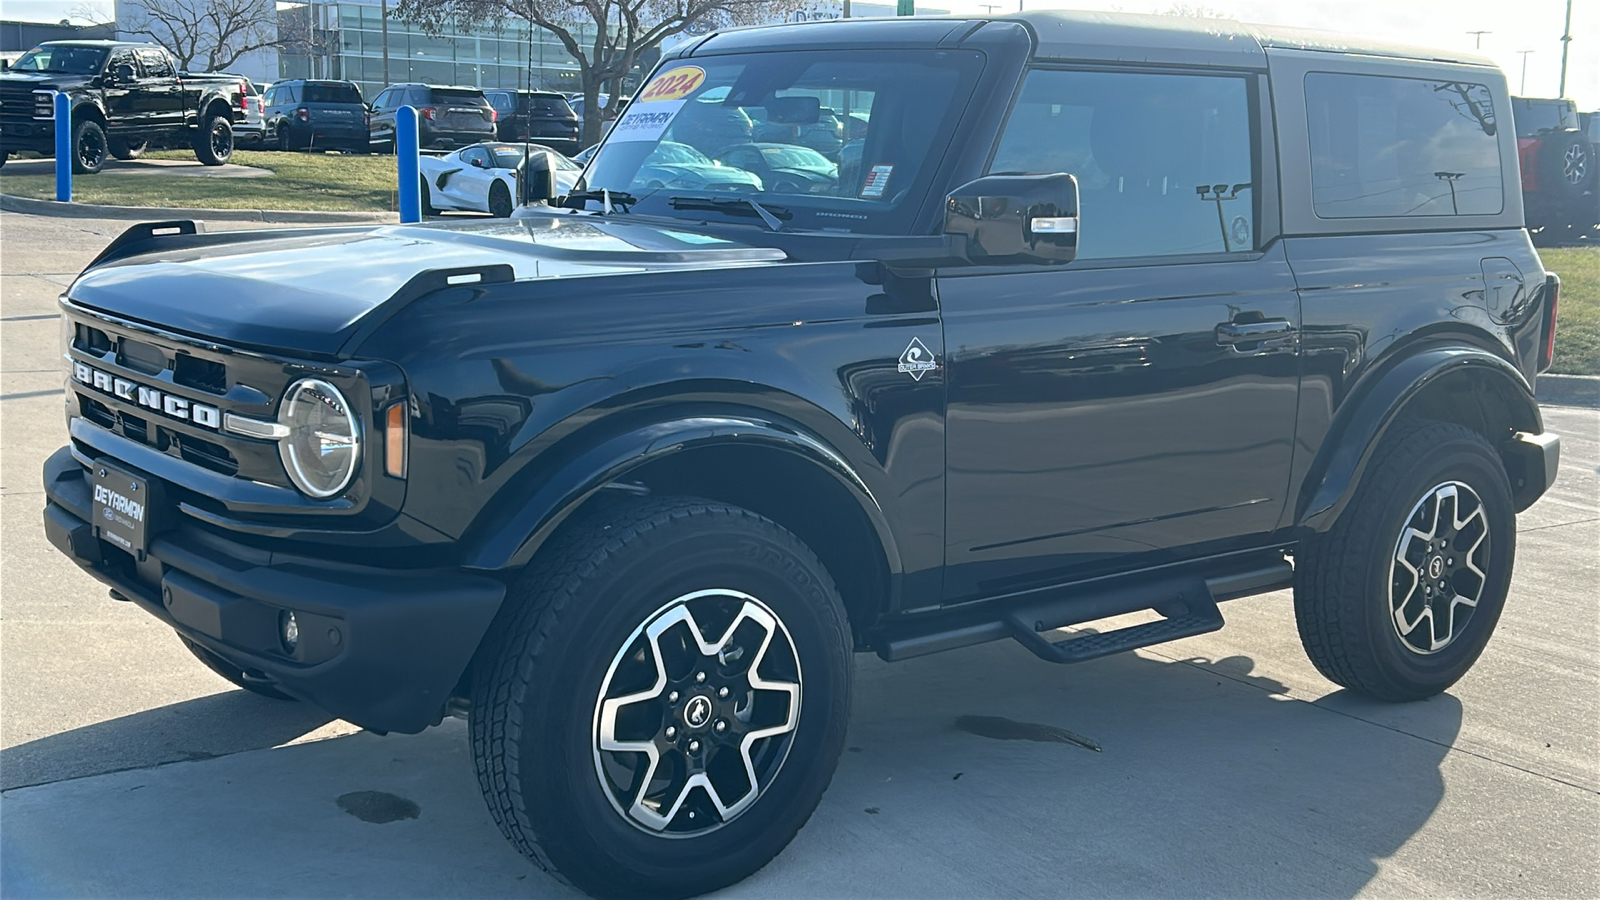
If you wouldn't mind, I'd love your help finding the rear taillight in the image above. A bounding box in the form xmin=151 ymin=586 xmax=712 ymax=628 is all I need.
xmin=239 ymin=82 xmax=248 ymax=112
xmin=420 ymin=106 xmax=437 ymax=121
xmin=490 ymin=109 xmax=498 ymax=123
xmin=1538 ymin=273 xmax=1560 ymax=373
xmin=295 ymin=107 xmax=310 ymax=123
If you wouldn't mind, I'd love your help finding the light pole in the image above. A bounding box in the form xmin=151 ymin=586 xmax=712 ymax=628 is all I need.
xmin=381 ymin=0 xmax=391 ymax=88
xmin=1466 ymin=30 xmax=1490 ymax=49
xmin=1558 ymin=0 xmax=1573 ymax=97
xmin=1516 ymin=49 xmax=1534 ymax=94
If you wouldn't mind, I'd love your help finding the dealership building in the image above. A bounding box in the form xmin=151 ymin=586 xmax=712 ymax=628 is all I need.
xmin=113 ymin=0 xmax=946 ymax=102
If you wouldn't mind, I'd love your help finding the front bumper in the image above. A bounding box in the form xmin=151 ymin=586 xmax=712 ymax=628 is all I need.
xmin=42 ymin=446 xmax=505 ymax=733
xmin=1 ymin=119 xmax=54 ymax=153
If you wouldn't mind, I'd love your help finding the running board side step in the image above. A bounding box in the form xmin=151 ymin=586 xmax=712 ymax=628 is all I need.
xmin=875 ymin=557 xmax=1291 ymax=663
xmin=1004 ymin=579 xmax=1223 ymax=664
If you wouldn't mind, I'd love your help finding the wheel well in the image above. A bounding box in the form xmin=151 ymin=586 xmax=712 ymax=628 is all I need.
xmin=202 ymin=99 xmax=233 ymax=123
xmin=73 ymin=103 xmax=105 ymax=125
xmin=1390 ymin=365 xmax=1540 ymax=478
xmin=610 ymin=445 xmax=892 ymax=649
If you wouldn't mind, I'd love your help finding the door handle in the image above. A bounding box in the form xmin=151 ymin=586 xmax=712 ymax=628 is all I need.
xmin=1216 ymin=319 xmax=1293 ymax=344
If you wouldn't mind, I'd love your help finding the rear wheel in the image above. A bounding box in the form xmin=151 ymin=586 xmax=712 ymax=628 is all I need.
xmin=107 ymin=136 xmax=146 ymax=160
xmin=71 ymin=119 xmax=108 ymax=174
xmin=193 ymin=112 xmax=233 ymax=166
xmin=470 ymin=497 xmax=853 ymax=898
xmin=420 ymin=177 xmax=437 ymax=216
xmin=1294 ymin=420 xmax=1515 ymax=701
xmin=489 ymin=180 xmax=513 ymax=217
xmin=179 ymin=635 xmax=297 ymax=701
xmin=276 ymin=124 xmax=293 ymax=152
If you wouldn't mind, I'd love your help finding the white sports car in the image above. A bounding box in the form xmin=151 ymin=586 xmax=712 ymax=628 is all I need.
xmin=418 ymin=142 xmax=582 ymax=217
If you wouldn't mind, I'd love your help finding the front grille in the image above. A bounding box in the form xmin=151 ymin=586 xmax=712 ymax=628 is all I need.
xmin=0 ymin=86 xmax=50 ymax=121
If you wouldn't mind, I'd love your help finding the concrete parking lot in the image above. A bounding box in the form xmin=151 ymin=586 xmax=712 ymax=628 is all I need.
xmin=1 ymin=210 xmax=1595 ymax=898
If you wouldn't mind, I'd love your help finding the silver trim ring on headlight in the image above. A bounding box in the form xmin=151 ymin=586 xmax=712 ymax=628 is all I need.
xmin=278 ymin=378 xmax=360 ymax=499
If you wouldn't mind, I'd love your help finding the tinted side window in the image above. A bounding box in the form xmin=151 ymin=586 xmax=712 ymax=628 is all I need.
xmin=371 ymin=89 xmax=392 ymax=110
xmin=990 ymin=69 xmax=1255 ymax=259
xmin=108 ymin=50 xmax=138 ymax=77
xmin=1305 ymin=73 xmax=1502 ymax=218
xmin=136 ymin=50 xmax=172 ymax=78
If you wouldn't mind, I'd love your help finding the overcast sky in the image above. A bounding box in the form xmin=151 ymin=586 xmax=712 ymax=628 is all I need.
xmin=15 ymin=0 xmax=1594 ymax=107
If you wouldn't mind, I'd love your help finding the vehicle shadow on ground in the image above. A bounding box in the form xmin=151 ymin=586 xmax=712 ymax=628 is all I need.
xmin=0 ymin=689 xmax=336 ymax=791
xmin=0 ymin=639 xmax=1459 ymax=898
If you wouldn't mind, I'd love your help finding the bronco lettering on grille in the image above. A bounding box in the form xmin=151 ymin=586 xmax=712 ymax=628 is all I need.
xmin=73 ymin=361 xmax=221 ymax=429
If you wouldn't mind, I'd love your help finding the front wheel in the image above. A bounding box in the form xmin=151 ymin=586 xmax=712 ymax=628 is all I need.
xmin=194 ymin=113 xmax=233 ymax=166
xmin=71 ymin=119 xmax=108 ymax=174
xmin=1294 ymin=420 xmax=1515 ymax=701
xmin=470 ymin=497 xmax=853 ymax=898
xmin=488 ymin=180 xmax=513 ymax=217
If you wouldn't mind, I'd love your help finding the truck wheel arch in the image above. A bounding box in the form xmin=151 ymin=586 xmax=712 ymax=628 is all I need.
xmin=1296 ymin=347 xmax=1544 ymax=531
xmin=461 ymin=415 xmax=902 ymax=644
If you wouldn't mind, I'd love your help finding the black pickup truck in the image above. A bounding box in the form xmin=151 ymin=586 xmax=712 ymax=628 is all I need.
xmin=42 ymin=12 xmax=1561 ymax=899
xmin=0 ymin=40 xmax=243 ymax=173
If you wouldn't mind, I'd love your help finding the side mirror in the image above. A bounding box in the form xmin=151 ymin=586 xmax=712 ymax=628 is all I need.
xmin=469 ymin=157 xmax=486 ymax=168
xmin=518 ymin=150 xmax=557 ymax=205
xmin=113 ymin=64 xmax=136 ymax=84
xmin=944 ymin=173 xmax=1079 ymax=266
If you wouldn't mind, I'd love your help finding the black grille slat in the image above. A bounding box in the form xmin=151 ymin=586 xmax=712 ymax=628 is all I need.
xmin=173 ymin=354 xmax=226 ymax=394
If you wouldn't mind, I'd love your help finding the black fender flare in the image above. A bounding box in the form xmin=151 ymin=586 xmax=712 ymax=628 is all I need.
xmin=1296 ymin=347 xmax=1544 ymax=531
xmin=460 ymin=414 xmax=905 ymax=586
xmin=70 ymin=95 xmax=106 ymax=124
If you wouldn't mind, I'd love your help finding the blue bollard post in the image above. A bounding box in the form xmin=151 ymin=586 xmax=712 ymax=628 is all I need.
xmin=396 ymin=105 xmax=421 ymax=223
xmin=54 ymin=91 xmax=71 ymax=202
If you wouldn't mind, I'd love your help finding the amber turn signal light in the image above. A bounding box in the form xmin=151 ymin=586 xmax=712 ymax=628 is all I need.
xmin=385 ymin=402 xmax=407 ymax=478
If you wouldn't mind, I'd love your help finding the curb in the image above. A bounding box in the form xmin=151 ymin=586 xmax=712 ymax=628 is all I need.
xmin=1536 ymin=373 xmax=1600 ymax=409
xmin=0 ymin=192 xmax=398 ymax=224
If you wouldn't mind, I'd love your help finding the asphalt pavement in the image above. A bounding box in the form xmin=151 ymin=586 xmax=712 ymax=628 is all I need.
xmin=1 ymin=210 xmax=1596 ymax=898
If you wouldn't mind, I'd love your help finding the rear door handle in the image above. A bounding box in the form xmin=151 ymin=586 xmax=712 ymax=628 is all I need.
xmin=1216 ymin=320 xmax=1293 ymax=344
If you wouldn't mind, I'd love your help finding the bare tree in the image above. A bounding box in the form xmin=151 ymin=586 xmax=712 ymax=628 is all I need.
xmin=114 ymin=0 xmax=282 ymax=72
xmin=396 ymin=0 xmax=789 ymax=146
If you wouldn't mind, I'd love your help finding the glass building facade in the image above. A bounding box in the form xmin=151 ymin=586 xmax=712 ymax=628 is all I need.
xmin=278 ymin=2 xmax=624 ymax=101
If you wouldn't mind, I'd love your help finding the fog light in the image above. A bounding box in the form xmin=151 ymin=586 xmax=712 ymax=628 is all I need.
xmin=281 ymin=610 xmax=299 ymax=654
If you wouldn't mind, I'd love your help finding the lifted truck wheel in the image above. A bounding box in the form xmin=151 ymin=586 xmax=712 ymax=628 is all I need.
xmin=179 ymin=635 xmax=297 ymax=701
xmin=469 ymin=497 xmax=852 ymax=898
xmin=71 ymin=119 xmax=108 ymax=175
xmin=1294 ymin=420 xmax=1514 ymax=701
xmin=194 ymin=112 xmax=233 ymax=166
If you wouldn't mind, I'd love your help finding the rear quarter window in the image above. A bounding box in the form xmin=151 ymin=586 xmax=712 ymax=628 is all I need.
xmin=1305 ymin=72 xmax=1503 ymax=218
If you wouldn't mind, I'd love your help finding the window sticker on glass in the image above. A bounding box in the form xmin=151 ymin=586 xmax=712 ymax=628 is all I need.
xmin=609 ymin=66 xmax=708 ymax=143
xmin=861 ymin=165 xmax=893 ymax=198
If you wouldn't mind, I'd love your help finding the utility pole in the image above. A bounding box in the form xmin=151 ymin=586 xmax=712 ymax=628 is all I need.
xmin=381 ymin=0 xmax=391 ymax=87
xmin=1558 ymin=0 xmax=1573 ymax=97
xmin=1516 ymin=50 xmax=1534 ymax=94
xmin=1466 ymin=30 xmax=1490 ymax=49
xmin=979 ymin=3 xmax=1000 ymax=12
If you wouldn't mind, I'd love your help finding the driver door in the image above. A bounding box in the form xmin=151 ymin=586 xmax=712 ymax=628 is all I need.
xmin=103 ymin=50 xmax=141 ymax=130
xmin=446 ymin=146 xmax=493 ymax=209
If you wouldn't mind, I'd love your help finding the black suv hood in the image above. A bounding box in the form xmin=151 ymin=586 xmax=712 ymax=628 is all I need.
xmin=0 ymin=71 xmax=91 ymax=91
xmin=67 ymin=216 xmax=788 ymax=358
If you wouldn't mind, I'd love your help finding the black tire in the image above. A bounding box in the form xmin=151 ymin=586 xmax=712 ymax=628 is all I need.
xmin=71 ymin=118 xmax=108 ymax=175
xmin=469 ymin=497 xmax=853 ymax=899
xmin=420 ymin=177 xmax=437 ymax=216
xmin=107 ymin=136 xmax=147 ymax=161
xmin=1294 ymin=420 xmax=1515 ymax=701
xmin=489 ymin=180 xmax=514 ymax=217
xmin=193 ymin=111 xmax=233 ymax=166
xmin=276 ymin=124 xmax=293 ymax=152
xmin=179 ymin=635 xmax=297 ymax=701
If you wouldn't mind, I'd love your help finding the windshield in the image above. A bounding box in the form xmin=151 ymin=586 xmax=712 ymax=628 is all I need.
xmin=10 ymin=45 xmax=108 ymax=75
xmin=495 ymin=147 xmax=580 ymax=170
xmin=579 ymin=49 xmax=985 ymax=234
xmin=303 ymin=83 xmax=362 ymax=104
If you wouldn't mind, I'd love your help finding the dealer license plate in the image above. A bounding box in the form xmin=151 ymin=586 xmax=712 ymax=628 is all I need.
xmin=92 ymin=463 xmax=152 ymax=559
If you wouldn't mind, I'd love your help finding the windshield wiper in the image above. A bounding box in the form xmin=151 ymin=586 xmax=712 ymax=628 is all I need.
xmin=668 ymin=196 xmax=790 ymax=232
xmin=562 ymin=189 xmax=636 ymax=213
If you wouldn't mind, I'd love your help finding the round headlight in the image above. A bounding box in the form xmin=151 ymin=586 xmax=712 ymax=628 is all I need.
xmin=279 ymin=378 xmax=360 ymax=498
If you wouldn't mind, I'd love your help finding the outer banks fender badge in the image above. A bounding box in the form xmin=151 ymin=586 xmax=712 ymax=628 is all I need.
xmin=898 ymin=337 xmax=938 ymax=381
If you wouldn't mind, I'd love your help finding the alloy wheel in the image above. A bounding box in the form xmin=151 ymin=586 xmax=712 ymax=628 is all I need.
xmin=78 ymin=130 xmax=106 ymax=170
xmin=211 ymin=120 xmax=233 ymax=159
xmin=1564 ymin=143 xmax=1588 ymax=185
xmin=1388 ymin=481 xmax=1490 ymax=654
xmin=592 ymin=589 xmax=801 ymax=837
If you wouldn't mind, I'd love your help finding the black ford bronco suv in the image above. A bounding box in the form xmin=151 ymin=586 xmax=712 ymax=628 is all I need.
xmin=42 ymin=12 xmax=1562 ymax=898
xmin=0 ymin=40 xmax=244 ymax=173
